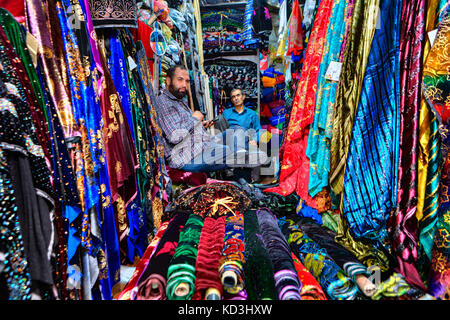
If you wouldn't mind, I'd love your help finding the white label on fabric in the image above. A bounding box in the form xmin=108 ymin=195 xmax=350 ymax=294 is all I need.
xmin=325 ymin=61 xmax=342 ymax=82
xmin=428 ymin=29 xmax=438 ymax=46
xmin=26 ymin=32 xmax=39 ymax=68
xmin=128 ymin=56 xmax=138 ymax=71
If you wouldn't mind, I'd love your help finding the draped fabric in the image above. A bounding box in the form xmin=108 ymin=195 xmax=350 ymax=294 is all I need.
xmin=243 ymin=209 xmax=277 ymax=300
xmin=192 ymin=216 xmax=226 ymax=300
xmin=166 ymin=214 xmax=204 ymax=300
xmin=278 ymin=217 xmax=358 ymax=300
xmin=265 ymin=0 xmax=334 ymax=209
xmin=286 ymin=0 xmax=303 ymax=57
xmin=342 ymin=0 xmax=402 ymax=245
xmin=386 ymin=0 xmax=426 ymax=290
xmin=329 ymin=0 xmax=380 ymax=195
xmin=256 ymin=208 xmax=302 ymax=300
xmin=136 ymin=212 xmax=189 ymax=300
xmin=306 ymin=0 xmax=349 ymax=198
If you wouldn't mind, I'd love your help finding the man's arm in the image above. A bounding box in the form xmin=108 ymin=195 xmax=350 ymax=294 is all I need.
xmin=157 ymin=103 xmax=199 ymax=145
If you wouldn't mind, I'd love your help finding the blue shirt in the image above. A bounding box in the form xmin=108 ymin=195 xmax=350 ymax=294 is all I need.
xmin=223 ymin=107 xmax=262 ymax=141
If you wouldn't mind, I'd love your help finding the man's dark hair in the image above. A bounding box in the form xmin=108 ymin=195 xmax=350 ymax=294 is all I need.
xmin=230 ymin=88 xmax=244 ymax=96
xmin=166 ymin=64 xmax=188 ymax=79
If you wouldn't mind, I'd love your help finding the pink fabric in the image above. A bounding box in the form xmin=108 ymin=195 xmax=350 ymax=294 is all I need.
xmin=167 ymin=167 xmax=208 ymax=186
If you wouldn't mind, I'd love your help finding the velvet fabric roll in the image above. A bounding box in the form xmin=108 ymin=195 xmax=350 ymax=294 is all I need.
xmin=136 ymin=211 xmax=189 ymax=300
xmin=192 ymin=216 xmax=226 ymax=300
xmin=256 ymin=208 xmax=302 ymax=300
xmin=219 ymin=211 xmax=246 ymax=294
xmin=117 ymin=220 xmax=170 ymax=300
xmin=166 ymin=214 xmax=204 ymax=300
xmin=278 ymin=217 xmax=358 ymax=300
xmin=243 ymin=209 xmax=277 ymax=300
xmin=291 ymin=253 xmax=327 ymax=300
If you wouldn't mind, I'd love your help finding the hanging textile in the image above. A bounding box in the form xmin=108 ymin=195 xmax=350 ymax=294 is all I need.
xmin=219 ymin=211 xmax=246 ymax=295
xmin=285 ymin=0 xmax=303 ymax=57
xmin=256 ymin=208 xmax=302 ymax=300
xmin=341 ymin=0 xmax=402 ymax=246
xmin=386 ymin=0 xmax=427 ymax=290
xmin=278 ymin=217 xmax=358 ymax=300
xmin=88 ymin=0 xmax=138 ymax=29
xmin=166 ymin=214 xmax=204 ymax=300
xmin=328 ymin=0 xmax=380 ymax=195
xmin=265 ymin=0 xmax=334 ymax=209
xmin=305 ymin=0 xmax=349 ymax=198
xmin=136 ymin=211 xmax=189 ymax=300
xmin=192 ymin=216 xmax=226 ymax=300
xmin=243 ymin=209 xmax=277 ymax=300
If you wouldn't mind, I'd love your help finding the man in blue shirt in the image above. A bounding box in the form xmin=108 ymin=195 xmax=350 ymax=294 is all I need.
xmin=221 ymin=88 xmax=263 ymax=182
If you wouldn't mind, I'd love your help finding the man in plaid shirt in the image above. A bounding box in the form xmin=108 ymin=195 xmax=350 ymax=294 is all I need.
xmin=155 ymin=65 xmax=266 ymax=172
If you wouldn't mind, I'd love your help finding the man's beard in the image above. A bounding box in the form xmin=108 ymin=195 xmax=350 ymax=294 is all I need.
xmin=169 ymin=84 xmax=187 ymax=99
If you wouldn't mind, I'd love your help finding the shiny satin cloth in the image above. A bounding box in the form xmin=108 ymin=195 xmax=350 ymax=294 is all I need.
xmin=387 ymin=0 xmax=427 ymax=290
xmin=265 ymin=0 xmax=334 ymax=208
xmin=341 ymin=0 xmax=402 ymax=244
xmin=329 ymin=0 xmax=380 ymax=195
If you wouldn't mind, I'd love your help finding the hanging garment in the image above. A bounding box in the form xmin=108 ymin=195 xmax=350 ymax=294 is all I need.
xmin=88 ymin=0 xmax=138 ymax=28
xmin=386 ymin=0 xmax=427 ymax=290
xmin=341 ymin=0 xmax=402 ymax=246
xmin=278 ymin=217 xmax=358 ymax=300
xmin=265 ymin=0 xmax=334 ymax=209
xmin=243 ymin=209 xmax=277 ymax=300
xmin=136 ymin=211 xmax=189 ymax=300
xmin=256 ymin=208 xmax=302 ymax=300
xmin=329 ymin=0 xmax=381 ymax=195
xmin=291 ymin=253 xmax=327 ymax=300
xmin=117 ymin=220 xmax=170 ymax=300
xmin=219 ymin=211 xmax=246 ymax=295
xmin=192 ymin=216 xmax=226 ymax=300
xmin=166 ymin=214 xmax=204 ymax=300
xmin=305 ymin=0 xmax=349 ymax=198
xmin=286 ymin=0 xmax=303 ymax=57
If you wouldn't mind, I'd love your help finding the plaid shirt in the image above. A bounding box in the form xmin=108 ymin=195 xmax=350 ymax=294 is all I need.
xmin=155 ymin=89 xmax=211 ymax=168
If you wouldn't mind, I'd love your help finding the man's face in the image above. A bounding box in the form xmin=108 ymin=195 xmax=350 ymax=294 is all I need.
xmin=166 ymin=68 xmax=190 ymax=99
xmin=231 ymin=90 xmax=245 ymax=107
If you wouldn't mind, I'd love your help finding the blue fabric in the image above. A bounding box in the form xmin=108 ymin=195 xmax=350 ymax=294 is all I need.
xmin=342 ymin=0 xmax=402 ymax=245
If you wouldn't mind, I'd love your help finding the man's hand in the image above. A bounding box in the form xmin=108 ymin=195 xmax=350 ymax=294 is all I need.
xmin=249 ymin=140 xmax=258 ymax=146
xmin=202 ymin=120 xmax=214 ymax=128
xmin=192 ymin=111 xmax=204 ymax=121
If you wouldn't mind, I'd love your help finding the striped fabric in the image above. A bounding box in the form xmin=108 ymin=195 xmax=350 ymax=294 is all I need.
xmin=342 ymin=0 xmax=402 ymax=244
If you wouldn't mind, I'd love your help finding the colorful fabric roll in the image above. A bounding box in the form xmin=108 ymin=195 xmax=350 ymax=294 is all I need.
xmin=291 ymin=253 xmax=327 ymax=300
xmin=193 ymin=216 xmax=226 ymax=300
xmin=88 ymin=0 xmax=137 ymax=29
xmin=256 ymin=208 xmax=302 ymax=300
xmin=117 ymin=220 xmax=170 ymax=300
xmin=278 ymin=217 xmax=358 ymax=300
xmin=136 ymin=212 xmax=189 ymax=300
xmin=219 ymin=211 xmax=246 ymax=294
xmin=371 ymin=273 xmax=411 ymax=300
xmin=166 ymin=214 xmax=204 ymax=300
xmin=243 ymin=209 xmax=277 ymax=300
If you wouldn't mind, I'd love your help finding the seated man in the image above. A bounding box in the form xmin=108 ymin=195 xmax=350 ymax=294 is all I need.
xmin=155 ymin=65 xmax=266 ymax=173
xmin=221 ymin=88 xmax=263 ymax=182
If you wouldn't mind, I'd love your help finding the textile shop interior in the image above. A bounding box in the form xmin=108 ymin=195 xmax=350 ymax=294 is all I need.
xmin=0 ymin=0 xmax=449 ymax=302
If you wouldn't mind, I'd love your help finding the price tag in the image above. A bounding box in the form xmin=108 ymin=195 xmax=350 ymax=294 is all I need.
xmin=325 ymin=61 xmax=342 ymax=82
xmin=26 ymin=32 xmax=38 ymax=68
xmin=428 ymin=29 xmax=438 ymax=46
xmin=128 ymin=56 xmax=138 ymax=71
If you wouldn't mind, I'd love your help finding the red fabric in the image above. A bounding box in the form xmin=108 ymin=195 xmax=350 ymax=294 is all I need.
xmin=265 ymin=0 xmax=334 ymax=208
xmin=192 ymin=216 xmax=226 ymax=300
xmin=267 ymin=100 xmax=285 ymax=110
xmin=291 ymin=253 xmax=327 ymax=300
xmin=167 ymin=167 xmax=208 ymax=186
xmin=286 ymin=0 xmax=303 ymax=57
xmin=0 ymin=0 xmax=24 ymax=19
xmin=261 ymin=103 xmax=274 ymax=119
